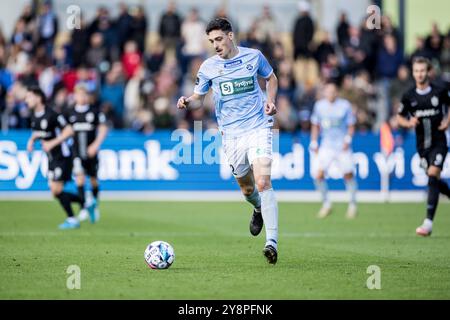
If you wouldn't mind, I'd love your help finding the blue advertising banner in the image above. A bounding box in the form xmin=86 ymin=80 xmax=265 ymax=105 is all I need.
xmin=0 ymin=130 xmax=449 ymax=191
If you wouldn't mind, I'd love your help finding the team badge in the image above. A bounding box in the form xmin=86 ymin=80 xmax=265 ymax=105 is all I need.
xmin=70 ymin=116 xmax=77 ymax=122
xmin=40 ymin=119 xmax=48 ymax=129
xmin=434 ymin=154 xmax=443 ymax=166
xmin=86 ymin=112 xmax=95 ymax=123
xmin=431 ymin=96 xmax=439 ymax=107
xmin=246 ymin=64 xmax=253 ymax=71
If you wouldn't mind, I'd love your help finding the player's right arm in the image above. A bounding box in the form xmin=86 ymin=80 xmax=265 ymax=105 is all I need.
xmin=309 ymin=102 xmax=320 ymax=153
xmin=397 ymin=93 xmax=419 ymax=129
xmin=176 ymin=93 xmax=205 ymax=109
xmin=26 ymin=132 xmax=38 ymax=153
xmin=178 ymin=61 xmax=210 ymax=110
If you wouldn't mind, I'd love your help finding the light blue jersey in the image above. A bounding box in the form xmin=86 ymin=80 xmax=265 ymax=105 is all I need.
xmin=311 ymin=98 xmax=356 ymax=150
xmin=194 ymin=46 xmax=274 ymax=136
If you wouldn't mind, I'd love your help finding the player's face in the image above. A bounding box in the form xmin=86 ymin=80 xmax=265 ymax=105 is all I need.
xmin=25 ymin=91 xmax=38 ymax=109
xmin=208 ymin=29 xmax=234 ymax=59
xmin=74 ymin=89 xmax=89 ymax=105
xmin=412 ymin=62 xmax=429 ymax=85
xmin=324 ymin=84 xmax=338 ymax=102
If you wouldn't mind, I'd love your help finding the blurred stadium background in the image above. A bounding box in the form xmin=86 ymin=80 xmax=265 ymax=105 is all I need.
xmin=0 ymin=0 xmax=449 ymax=201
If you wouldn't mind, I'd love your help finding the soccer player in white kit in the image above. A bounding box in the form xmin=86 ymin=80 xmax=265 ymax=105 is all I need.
xmin=177 ymin=18 xmax=279 ymax=264
xmin=310 ymin=81 xmax=358 ymax=219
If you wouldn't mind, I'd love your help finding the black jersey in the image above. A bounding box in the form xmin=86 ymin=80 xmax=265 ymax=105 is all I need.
xmin=65 ymin=105 xmax=107 ymax=159
xmin=30 ymin=107 xmax=71 ymax=161
xmin=399 ymin=84 xmax=450 ymax=150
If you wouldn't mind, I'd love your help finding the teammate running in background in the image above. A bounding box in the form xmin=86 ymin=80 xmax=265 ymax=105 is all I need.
xmin=310 ymin=81 xmax=358 ymax=219
xmin=25 ymin=86 xmax=81 ymax=229
xmin=397 ymin=57 xmax=450 ymax=237
xmin=177 ymin=18 xmax=279 ymax=264
xmin=67 ymin=84 xmax=108 ymax=223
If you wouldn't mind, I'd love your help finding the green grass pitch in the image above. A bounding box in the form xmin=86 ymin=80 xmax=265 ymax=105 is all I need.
xmin=0 ymin=200 xmax=449 ymax=299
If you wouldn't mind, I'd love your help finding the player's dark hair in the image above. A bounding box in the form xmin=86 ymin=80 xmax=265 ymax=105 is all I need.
xmin=412 ymin=56 xmax=432 ymax=71
xmin=27 ymin=86 xmax=46 ymax=105
xmin=205 ymin=18 xmax=233 ymax=35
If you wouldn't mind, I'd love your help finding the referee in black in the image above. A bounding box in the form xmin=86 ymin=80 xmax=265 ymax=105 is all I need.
xmin=397 ymin=57 xmax=450 ymax=236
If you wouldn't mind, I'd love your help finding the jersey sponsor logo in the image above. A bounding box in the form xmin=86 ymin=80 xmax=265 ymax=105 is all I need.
xmin=434 ymin=154 xmax=443 ymax=166
xmin=219 ymin=77 xmax=255 ymax=96
xmin=33 ymin=130 xmax=51 ymax=138
xmin=223 ymin=59 xmax=242 ymax=69
xmin=73 ymin=122 xmax=94 ymax=131
xmin=40 ymin=119 xmax=48 ymax=130
xmin=414 ymin=109 xmax=440 ymax=118
xmin=431 ymin=96 xmax=439 ymax=107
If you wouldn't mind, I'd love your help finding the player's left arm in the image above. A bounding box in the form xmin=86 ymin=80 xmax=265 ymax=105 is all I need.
xmin=257 ymin=50 xmax=278 ymax=115
xmin=87 ymin=113 xmax=109 ymax=158
xmin=343 ymin=124 xmax=355 ymax=151
xmin=343 ymin=101 xmax=356 ymax=151
xmin=87 ymin=124 xmax=108 ymax=158
xmin=264 ymin=72 xmax=278 ymax=115
xmin=41 ymin=114 xmax=74 ymax=153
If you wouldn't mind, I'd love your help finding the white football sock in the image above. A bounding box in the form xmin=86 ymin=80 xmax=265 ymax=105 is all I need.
xmin=345 ymin=178 xmax=358 ymax=206
xmin=423 ymin=218 xmax=433 ymax=229
xmin=315 ymin=179 xmax=330 ymax=208
xmin=245 ymin=186 xmax=261 ymax=210
xmin=259 ymin=188 xmax=278 ymax=249
xmin=67 ymin=217 xmax=78 ymax=224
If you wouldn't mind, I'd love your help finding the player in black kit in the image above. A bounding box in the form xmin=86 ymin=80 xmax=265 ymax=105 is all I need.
xmin=397 ymin=57 xmax=450 ymax=236
xmin=66 ymin=84 xmax=108 ymax=223
xmin=25 ymin=86 xmax=82 ymax=230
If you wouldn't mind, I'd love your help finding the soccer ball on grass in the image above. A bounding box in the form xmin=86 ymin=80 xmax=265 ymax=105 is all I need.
xmin=144 ymin=241 xmax=175 ymax=269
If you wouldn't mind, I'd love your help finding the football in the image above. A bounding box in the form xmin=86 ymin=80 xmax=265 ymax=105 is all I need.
xmin=144 ymin=241 xmax=175 ymax=269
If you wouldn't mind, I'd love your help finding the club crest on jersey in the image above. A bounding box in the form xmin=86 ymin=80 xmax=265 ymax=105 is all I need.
xmin=69 ymin=115 xmax=77 ymax=122
xmin=431 ymin=96 xmax=439 ymax=107
xmin=224 ymin=59 xmax=242 ymax=68
xmin=86 ymin=112 xmax=95 ymax=123
xmin=246 ymin=64 xmax=253 ymax=71
xmin=411 ymin=101 xmax=418 ymax=107
xmin=40 ymin=119 xmax=48 ymax=129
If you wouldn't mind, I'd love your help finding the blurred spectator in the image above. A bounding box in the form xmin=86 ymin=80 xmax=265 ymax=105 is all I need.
xmin=11 ymin=19 xmax=33 ymax=53
xmin=425 ymin=23 xmax=444 ymax=61
xmin=122 ymin=40 xmax=142 ymax=79
xmin=100 ymin=63 xmax=126 ymax=127
xmin=130 ymin=5 xmax=148 ymax=54
xmin=180 ymin=8 xmax=206 ymax=75
xmin=159 ymin=1 xmax=182 ymax=53
xmin=86 ymin=33 xmax=110 ymax=71
xmin=292 ymin=1 xmax=315 ymax=59
xmin=36 ymin=1 xmax=58 ymax=57
xmin=314 ymin=31 xmax=335 ymax=67
xmin=115 ymin=3 xmax=133 ymax=53
xmin=376 ymin=34 xmax=403 ymax=79
xmin=275 ymin=95 xmax=298 ymax=132
xmin=440 ymin=36 xmax=450 ymax=81
xmin=336 ymin=12 xmax=349 ymax=47
xmin=254 ymin=5 xmax=278 ymax=46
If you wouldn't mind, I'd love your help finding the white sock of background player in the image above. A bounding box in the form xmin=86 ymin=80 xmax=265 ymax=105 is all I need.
xmin=345 ymin=178 xmax=357 ymax=207
xmin=315 ymin=179 xmax=331 ymax=208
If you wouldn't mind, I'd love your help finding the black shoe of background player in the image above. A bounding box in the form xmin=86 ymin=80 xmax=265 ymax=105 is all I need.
xmin=249 ymin=209 xmax=263 ymax=236
xmin=263 ymin=245 xmax=278 ymax=265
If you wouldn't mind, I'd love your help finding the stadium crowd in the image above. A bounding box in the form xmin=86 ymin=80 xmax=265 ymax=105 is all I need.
xmin=1 ymin=0 xmax=449 ymax=134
